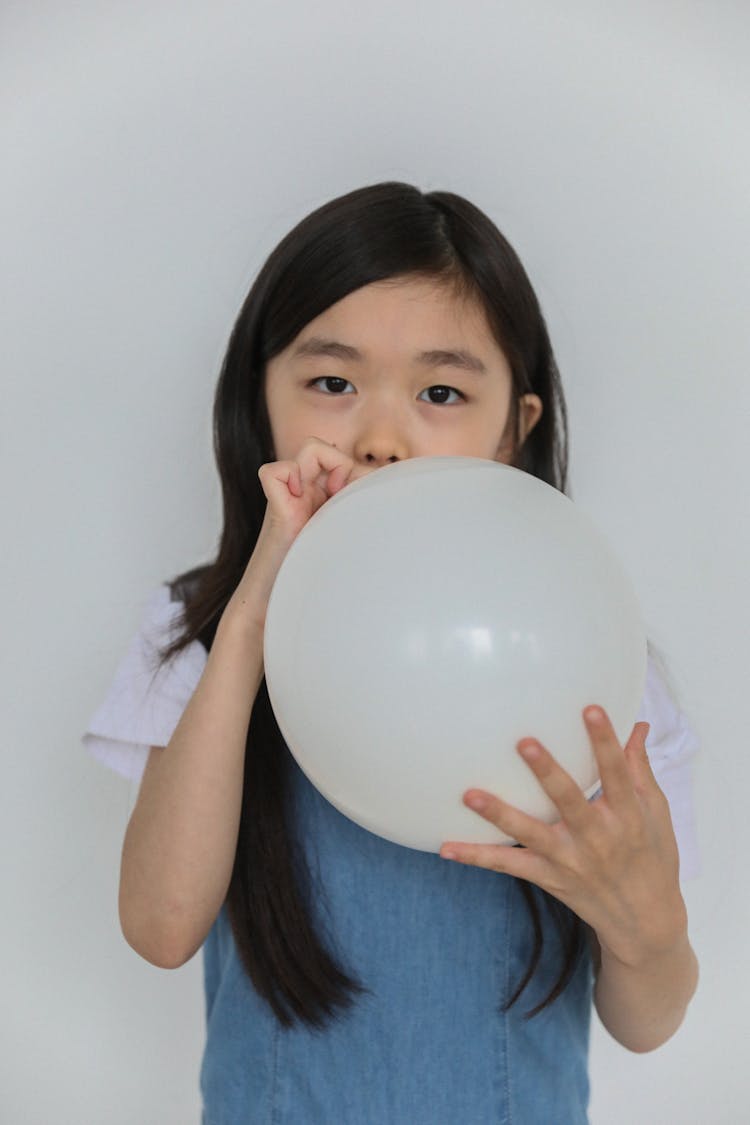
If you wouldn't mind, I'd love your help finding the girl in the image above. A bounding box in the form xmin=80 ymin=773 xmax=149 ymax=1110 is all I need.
xmin=84 ymin=181 xmax=700 ymax=1124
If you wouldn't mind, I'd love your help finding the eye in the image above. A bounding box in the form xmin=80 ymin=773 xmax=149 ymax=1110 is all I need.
xmin=308 ymin=377 xmax=355 ymax=395
xmin=419 ymin=385 xmax=466 ymax=406
xmin=307 ymin=377 xmax=466 ymax=405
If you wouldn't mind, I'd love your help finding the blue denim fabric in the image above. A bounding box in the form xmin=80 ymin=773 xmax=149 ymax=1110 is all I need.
xmin=200 ymin=757 xmax=593 ymax=1124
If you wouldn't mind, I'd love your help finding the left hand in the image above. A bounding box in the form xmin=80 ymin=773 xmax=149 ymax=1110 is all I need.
xmin=440 ymin=706 xmax=688 ymax=967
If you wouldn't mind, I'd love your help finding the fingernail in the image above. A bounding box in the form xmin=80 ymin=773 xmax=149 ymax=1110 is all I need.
xmin=466 ymin=794 xmax=487 ymax=811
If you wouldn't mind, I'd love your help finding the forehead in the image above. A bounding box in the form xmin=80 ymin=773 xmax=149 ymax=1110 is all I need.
xmin=289 ymin=278 xmax=500 ymax=357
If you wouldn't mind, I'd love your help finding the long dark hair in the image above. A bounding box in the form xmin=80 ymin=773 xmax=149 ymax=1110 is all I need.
xmin=161 ymin=181 xmax=588 ymax=1028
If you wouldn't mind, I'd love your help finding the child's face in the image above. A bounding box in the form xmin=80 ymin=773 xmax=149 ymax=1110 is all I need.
xmin=263 ymin=277 xmax=542 ymax=481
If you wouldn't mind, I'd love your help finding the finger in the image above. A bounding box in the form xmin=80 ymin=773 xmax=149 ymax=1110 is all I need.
xmin=462 ymin=790 xmax=559 ymax=857
xmin=289 ymin=464 xmax=303 ymax=497
xmin=624 ymin=721 xmax=650 ymax=764
xmin=516 ymin=739 xmax=592 ymax=831
xmin=296 ymin=438 xmax=354 ymax=493
xmin=327 ymin=461 xmax=353 ymax=494
xmin=258 ymin=460 xmax=303 ymax=503
xmin=624 ymin=722 xmax=663 ymax=797
xmin=583 ymin=707 xmax=640 ymax=812
xmin=440 ymin=837 xmax=548 ymax=885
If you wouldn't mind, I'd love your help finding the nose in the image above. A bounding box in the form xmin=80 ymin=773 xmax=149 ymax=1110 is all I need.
xmin=347 ymin=387 xmax=411 ymax=476
xmin=352 ymin=429 xmax=408 ymax=470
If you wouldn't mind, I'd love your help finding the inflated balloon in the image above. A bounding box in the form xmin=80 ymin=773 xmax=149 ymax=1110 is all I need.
xmin=263 ymin=457 xmax=647 ymax=852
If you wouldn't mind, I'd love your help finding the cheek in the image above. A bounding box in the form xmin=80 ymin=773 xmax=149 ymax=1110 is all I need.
xmin=264 ymin=383 xmax=304 ymax=459
xmin=267 ymin=407 xmax=324 ymax=463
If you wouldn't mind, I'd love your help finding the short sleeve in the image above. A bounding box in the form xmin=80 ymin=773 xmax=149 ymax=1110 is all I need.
xmin=82 ymin=585 xmax=207 ymax=784
xmin=635 ymin=652 xmax=701 ymax=880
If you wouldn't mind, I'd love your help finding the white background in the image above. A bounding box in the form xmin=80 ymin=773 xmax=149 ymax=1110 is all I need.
xmin=3 ymin=1 xmax=748 ymax=1121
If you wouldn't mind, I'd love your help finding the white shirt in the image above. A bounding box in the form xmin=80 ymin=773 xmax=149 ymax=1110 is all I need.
xmin=83 ymin=584 xmax=701 ymax=878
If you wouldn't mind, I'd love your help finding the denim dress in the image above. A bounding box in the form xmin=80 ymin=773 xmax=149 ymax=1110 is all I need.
xmin=200 ymin=752 xmax=593 ymax=1125
xmin=84 ymin=585 xmax=700 ymax=1124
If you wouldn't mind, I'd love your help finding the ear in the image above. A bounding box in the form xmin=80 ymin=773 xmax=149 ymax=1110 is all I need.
xmin=517 ymin=394 xmax=543 ymax=444
xmin=494 ymin=394 xmax=544 ymax=465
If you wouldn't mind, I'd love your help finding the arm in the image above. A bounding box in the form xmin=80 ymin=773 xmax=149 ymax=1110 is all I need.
xmin=588 ymin=926 xmax=699 ymax=1053
xmin=440 ymin=710 xmax=700 ymax=1052
xmin=118 ymin=438 xmax=357 ymax=968
xmin=118 ymin=601 xmax=265 ymax=967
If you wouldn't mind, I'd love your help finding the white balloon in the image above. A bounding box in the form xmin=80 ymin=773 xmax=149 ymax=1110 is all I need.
xmin=263 ymin=457 xmax=647 ymax=852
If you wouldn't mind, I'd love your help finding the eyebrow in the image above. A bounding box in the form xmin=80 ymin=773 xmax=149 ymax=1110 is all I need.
xmin=290 ymin=336 xmax=488 ymax=375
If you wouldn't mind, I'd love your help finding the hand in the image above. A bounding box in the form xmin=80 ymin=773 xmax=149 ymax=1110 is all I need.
xmin=226 ymin=437 xmax=355 ymax=632
xmin=258 ymin=436 xmax=356 ymax=546
xmin=440 ymin=707 xmax=688 ymax=968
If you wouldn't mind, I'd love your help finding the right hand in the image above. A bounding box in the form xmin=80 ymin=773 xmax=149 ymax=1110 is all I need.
xmin=257 ymin=436 xmax=356 ymax=545
xmin=225 ymin=438 xmax=356 ymax=631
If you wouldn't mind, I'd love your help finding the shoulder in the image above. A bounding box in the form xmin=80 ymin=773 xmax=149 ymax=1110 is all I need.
xmin=637 ymin=646 xmax=700 ymax=767
xmin=636 ymin=645 xmax=701 ymax=879
xmin=139 ymin=582 xmax=205 ymax=677
xmin=82 ymin=583 xmax=208 ymax=782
